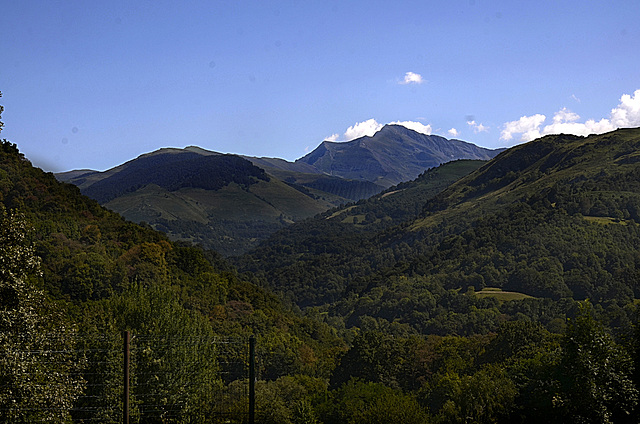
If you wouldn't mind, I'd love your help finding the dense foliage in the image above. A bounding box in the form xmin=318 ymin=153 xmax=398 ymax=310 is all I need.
xmin=0 ymin=136 xmax=344 ymax=420
xmin=237 ymin=130 xmax=640 ymax=335
xmin=231 ymin=129 xmax=640 ymax=421
xmin=235 ymin=160 xmax=487 ymax=306
xmin=153 ymin=217 xmax=286 ymax=257
xmin=0 ymin=207 xmax=84 ymax=422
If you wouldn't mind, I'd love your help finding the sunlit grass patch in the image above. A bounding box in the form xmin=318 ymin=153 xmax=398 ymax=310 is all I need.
xmin=475 ymin=287 xmax=533 ymax=301
xmin=583 ymin=216 xmax=631 ymax=225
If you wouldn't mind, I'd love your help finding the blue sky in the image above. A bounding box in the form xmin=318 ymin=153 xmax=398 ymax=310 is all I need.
xmin=2 ymin=0 xmax=640 ymax=172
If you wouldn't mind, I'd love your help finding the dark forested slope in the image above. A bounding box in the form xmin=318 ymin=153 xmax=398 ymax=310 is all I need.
xmin=81 ymin=152 xmax=270 ymax=204
xmin=234 ymin=159 xmax=488 ymax=305
xmin=59 ymin=148 xmax=339 ymax=255
xmin=0 ymin=140 xmax=344 ymax=378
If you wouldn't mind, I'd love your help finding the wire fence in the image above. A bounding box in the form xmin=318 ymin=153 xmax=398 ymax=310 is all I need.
xmin=0 ymin=332 xmax=254 ymax=423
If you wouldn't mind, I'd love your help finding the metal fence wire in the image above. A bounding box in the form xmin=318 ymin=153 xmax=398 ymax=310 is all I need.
xmin=0 ymin=332 xmax=254 ymax=423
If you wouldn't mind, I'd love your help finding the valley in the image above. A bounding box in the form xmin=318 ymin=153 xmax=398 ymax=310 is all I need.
xmin=3 ymin=126 xmax=640 ymax=422
xmin=58 ymin=125 xmax=500 ymax=255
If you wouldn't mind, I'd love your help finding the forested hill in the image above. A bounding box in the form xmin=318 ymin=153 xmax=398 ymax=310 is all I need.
xmin=57 ymin=128 xmax=502 ymax=256
xmin=236 ymin=128 xmax=640 ymax=332
xmin=58 ymin=147 xmax=340 ymax=255
xmin=232 ymin=159 xmax=487 ymax=304
xmin=78 ymin=151 xmax=270 ymax=204
xmin=0 ymin=139 xmax=343 ymax=377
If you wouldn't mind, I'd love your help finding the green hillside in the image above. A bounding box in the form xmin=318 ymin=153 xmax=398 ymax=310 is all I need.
xmin=60 ymin=148 xmax=339 ymax=255
xmin=237 ymin=129 xmax=640 ymax=334
xmin=413 ymin=129 xmax=640 ymax=230
xmin=229 ymin=129 xmax=640 ymax=422
xmin=234 ymin=159 xmax=488 ymax=306
xmin=0 ymin=138 xmax=343 ymax=374
xmin=398 ymin=129 xmax=640 ymax=300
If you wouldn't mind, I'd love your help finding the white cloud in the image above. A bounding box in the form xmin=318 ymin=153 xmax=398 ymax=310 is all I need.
xmin=448 ymin=128 xmax=459 ymax=137
xmin=542 ymin=108 xmax=614 ymax=137
xmin=324 ymin=133 xmax=339 ymax=142
xmin=467 ymin=120 xmax=489 ymax=133
xmin=344 ymin=119 xmax=384 ymax=140
xmin=610 ymin=89 xmax=640 ymax=127
xmin=500 ymin=89 xmax=640 ymax=143
xmin=500 ymin=114 xmax=546 ymax=141
xmin=389 ymin=120 xmax=432 ymax=135
xmin=329 ymin=119 xmax=433 ymax=142
xmin=399 ymin=72 xmax=424 ymax=85
xmin=551 ymin=107 xmax=580 ymax=124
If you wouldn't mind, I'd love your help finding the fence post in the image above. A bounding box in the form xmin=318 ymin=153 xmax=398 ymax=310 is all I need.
xmin=123 ymin=331 xmax=130 ymax=424
xmin=249 ymin=335 xmax=256 ymax=424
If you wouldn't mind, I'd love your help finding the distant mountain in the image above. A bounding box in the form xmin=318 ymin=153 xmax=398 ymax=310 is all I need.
xmin=295 ymin=124 xmax=503 ymax=188
xmin=241 ymin=125 xmax=503 ymax=200
xmin=58 ymin=125 xmax=502 ymax=255
xmin=58 ymin=148 xmax=339 ymax=255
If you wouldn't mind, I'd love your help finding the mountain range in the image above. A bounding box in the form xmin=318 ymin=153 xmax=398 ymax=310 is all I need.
xmin=6 ymin=123 xmax=640 ymax=422
xmin=57 ymin=125 xmax=502 ymax=255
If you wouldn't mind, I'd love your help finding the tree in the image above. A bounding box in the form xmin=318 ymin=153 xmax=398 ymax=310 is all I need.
xmin=320 ymin=379 xmax=429 ymax=424
xmin=87 ymin=281 xmax=224 ymax=423
xmin=431 ymin=366 xmax=517 ymax=424
xmin=330 ymin=331 xmax=406 ymax=389
xmin=0 ymin=91 xmax=4 ymax=134
xmin=0 ymin=207 xmax=84 ymax=421
xmin=254 ymin=376 xmax=324 ymax=424
xmin=557 ymin=301 xmax=638 ymax=423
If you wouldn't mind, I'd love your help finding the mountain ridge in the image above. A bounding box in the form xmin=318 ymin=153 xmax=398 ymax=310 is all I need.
xmin=57 ymin=125 xmax=498 ymax=254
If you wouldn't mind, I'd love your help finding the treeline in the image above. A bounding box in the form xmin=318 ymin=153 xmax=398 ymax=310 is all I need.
xmin=255 ymin=301 xmax=640 ymax=424
xmin=300 ymin=177 xmax=383 ymax=201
